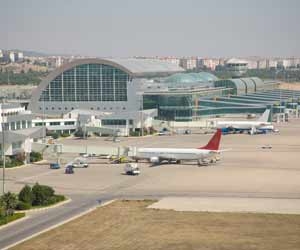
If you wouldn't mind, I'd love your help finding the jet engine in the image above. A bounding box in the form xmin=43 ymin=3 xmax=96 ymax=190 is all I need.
xmin=150 ymin=156 xmax=160 ymax=163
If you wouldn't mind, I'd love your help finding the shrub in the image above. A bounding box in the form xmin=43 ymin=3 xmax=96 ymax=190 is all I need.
xmin=32 ymin=183 xmax=55 ymax=206
xmin=0 ymin=192 xmax=18 ymax=216
xmin=51 ymin=132 xmax=60 ymax=139
xmin=46 ymin=130 xmax=60 ymax=139
xmin=61 ymin=133 xmax=70 ymax=138
xmin=54 ymin=194 xmax=66 ymax=203
xmin=43 ymin=194 xmax=65 ymax=206
xmin=30 ymin=151 xmax=43 ymax=163
xmin=19 ymin=185 xmax=33 ymax=204
xmin=46 ymin=196 xmax=57 ymax=205
xmin=16 ymin=201 xmax=31 ymax=210
xmin=0 ymin=200 xmax=4 ymax=217
xmin=129 ymin=131 xmax=140 ymax=136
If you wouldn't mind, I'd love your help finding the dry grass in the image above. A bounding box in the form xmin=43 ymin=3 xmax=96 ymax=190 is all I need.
xmin=12 ymin=200 xmax=300 ymax=250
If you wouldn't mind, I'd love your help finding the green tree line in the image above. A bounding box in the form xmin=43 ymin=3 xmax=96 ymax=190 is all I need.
xmin=0 ymin=70 xmax=47 ymax=85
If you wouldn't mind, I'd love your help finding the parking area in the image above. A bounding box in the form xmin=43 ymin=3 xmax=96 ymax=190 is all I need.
xmin=4 ymin=119 xmax=300 ymax=201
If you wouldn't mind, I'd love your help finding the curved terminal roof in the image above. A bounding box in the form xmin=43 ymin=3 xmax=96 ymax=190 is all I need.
xmin=240 ymin=78 xmax=255 ymax=93
xmin=230 ymin=79 xmax=247 ymax=92
xmin=43 ymin=58 xmax=184 ymax=79
xmin=164 ymin=72 xmax=218 ymax=84
xmin=108 ymin=58 xmax=184 ymax=76
xmin=197 ymin=72 xmax=219 ymax=82
xmin=29 ymin=58 xmax=184 ymax=112
xmin=250 ymin=77 xmax=264 ymax=90
xmin=214 ymin=77 xmax=271 ymax=95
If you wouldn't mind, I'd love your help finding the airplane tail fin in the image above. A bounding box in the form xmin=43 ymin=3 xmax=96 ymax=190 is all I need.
xmin=198 ymin=129 xmax=222 ymax=150
xmin=258 ymin=109 xmax=270 ymax=122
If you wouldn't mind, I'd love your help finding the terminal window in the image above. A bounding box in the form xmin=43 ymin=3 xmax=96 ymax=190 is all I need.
xmin=39 ymin=64 xmax=129 ymax=102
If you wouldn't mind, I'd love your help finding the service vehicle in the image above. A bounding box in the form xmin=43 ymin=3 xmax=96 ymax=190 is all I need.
xmin=72 ymin=158 xmax=89 ymax=168
xmin=50 ymin=163 xmax=60 ymax=169
xmin=65 ymin=165 xmax=74 ymax=174
xmin=124 ymin=163 xmax=140 ymax=175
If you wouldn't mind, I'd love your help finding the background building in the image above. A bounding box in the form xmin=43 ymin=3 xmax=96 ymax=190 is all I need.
xmin=179 ymin=57 xmax=197 ymax=70
xmin=0 ymin=103 xmax=43 ymax=158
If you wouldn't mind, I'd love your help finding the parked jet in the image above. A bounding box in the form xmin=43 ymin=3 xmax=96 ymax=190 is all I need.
xmin=134 ymin=129 xmax=224 ymax=166
xmin=216 ymin=109 xmax=275 ymax=135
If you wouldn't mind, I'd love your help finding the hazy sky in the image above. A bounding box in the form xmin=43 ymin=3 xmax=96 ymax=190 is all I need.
xmin=1 ymin=0 xmax=299 ymax=57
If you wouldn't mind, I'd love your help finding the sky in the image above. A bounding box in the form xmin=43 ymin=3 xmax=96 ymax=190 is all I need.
xmin=1 ymin=0 xmax=300 ymax=58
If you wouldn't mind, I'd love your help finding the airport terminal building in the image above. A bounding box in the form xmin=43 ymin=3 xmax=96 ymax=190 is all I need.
xmin=29 ymin=58 xmax=185 ymax=115
xmin=28 ymin=58 xmax=300 ymax=132
xmin=29 ymin=58 xmax=184 ymax=133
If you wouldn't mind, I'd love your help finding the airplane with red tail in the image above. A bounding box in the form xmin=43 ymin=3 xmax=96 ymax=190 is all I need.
xmin=134 ymin=129 xmax=226 ymax=166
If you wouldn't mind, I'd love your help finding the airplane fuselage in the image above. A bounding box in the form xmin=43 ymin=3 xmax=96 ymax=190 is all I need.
xmin=136 ymin=148 xmax=213 ymax=161
xmin=217 ymin=121 xmax=272 ymax=130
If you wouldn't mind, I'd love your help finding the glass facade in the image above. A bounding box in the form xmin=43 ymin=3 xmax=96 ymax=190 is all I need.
xmin=102 ymin=119 xmax=127 ymax=126
xmin=144 ymin=88 xmax=231 ymax=121
xmin=40 ymin=64 xmax=129 ymax=102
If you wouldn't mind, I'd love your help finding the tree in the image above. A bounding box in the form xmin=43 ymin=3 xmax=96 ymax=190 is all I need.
xmin=32 ymin=183 xmax=55 ymax=206
xmin=0 ymin=198 xmax=4 ymax=217
xmin=0 ymin=192 xmax=18 ymax=216
xmin=30 ymin=151 xmax=43 ymax=163
xmin=19 ymin=185 xmax=33 ymax=204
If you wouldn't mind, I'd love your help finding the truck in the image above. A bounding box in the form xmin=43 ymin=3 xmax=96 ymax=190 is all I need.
xmin=124 ymin=163 xmax=140 ymax=175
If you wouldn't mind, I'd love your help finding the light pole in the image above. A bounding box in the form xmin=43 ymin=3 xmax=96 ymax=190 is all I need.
xmin=140 ymin=93 xmax=144 ymax=137
xmin=42 ymin=90 xmax=46 ymax=143
xmin=1 ymin=111 xmax=5 ymax=195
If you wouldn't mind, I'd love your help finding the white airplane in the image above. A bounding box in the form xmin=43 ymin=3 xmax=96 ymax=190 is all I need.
xmin=216 ymin=109 xmax=275 ymax=135
xmin=134 ymin=129 xmax=224 ymax=166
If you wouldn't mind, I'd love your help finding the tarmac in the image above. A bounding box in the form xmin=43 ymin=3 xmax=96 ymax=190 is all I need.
xmin=1 ymin=118 xmax=300 ymax=249
xmin=148 ymin=197 xmax=300 ymax=214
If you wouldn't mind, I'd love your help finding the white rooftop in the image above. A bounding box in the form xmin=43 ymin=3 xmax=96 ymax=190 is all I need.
xmin=226 ymin=58 xmax=248 ymax=65
xmin=107 ymin=58 xmax=185 ymax=76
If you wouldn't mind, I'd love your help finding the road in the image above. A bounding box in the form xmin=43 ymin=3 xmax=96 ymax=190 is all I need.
xmin=0 ymin=195 xmax=99 ymax=249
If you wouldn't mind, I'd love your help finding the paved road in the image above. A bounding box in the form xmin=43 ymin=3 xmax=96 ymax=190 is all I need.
xmin=0 ymin=194 xmax=101 ymax=249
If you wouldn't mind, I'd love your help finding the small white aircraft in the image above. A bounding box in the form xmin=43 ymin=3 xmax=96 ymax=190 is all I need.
xmin=134 ymin=129 xmax=224 ymax=166
xmin=216 ymin=109 xmax=275 ymax=135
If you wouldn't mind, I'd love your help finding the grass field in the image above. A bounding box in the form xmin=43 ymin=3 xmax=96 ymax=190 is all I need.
xmin=12 ymin=200 xmax=300 ymax=250
xmin=0 ymin=213 xmax=25 ymax=227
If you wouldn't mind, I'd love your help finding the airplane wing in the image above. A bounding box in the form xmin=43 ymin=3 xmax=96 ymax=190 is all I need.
xmin=211 ymin=148 xmax=232 ymax=153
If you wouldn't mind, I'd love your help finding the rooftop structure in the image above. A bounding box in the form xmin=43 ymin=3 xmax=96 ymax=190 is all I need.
xmin=164 ymin=72 xmax=218 ymax=85
xmin=225 ymin=58 xmax=248 ymax=77
xmin=214 ymin=77 xmax=278 ymax=95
